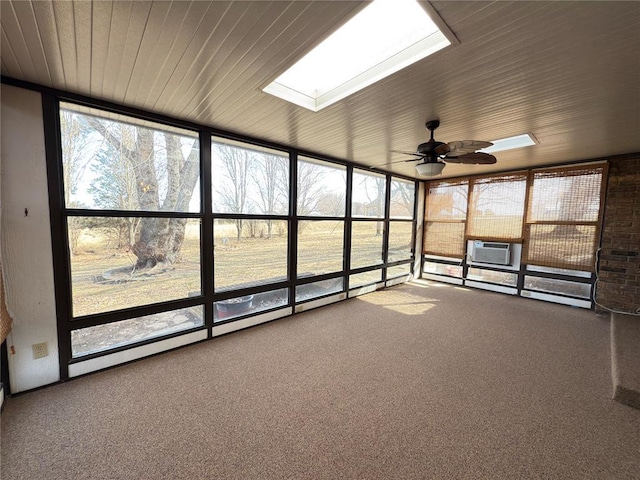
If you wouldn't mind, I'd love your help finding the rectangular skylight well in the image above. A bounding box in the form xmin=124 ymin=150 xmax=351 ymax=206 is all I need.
xmin=480 ymin=133 xmax=538 ymax=154
xmin=263 ymin=0 xmax=457 ymax=112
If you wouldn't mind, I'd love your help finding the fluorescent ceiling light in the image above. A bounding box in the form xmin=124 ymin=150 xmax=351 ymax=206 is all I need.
xmin=263 ymin=0 xmax=456 ymax=112
xmin=480 ymin=134 xmax=538 ymax=154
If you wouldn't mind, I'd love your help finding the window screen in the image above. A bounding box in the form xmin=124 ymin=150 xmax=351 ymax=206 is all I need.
xmin=466 ymin=173 xmax=527 ymax=241
xmin=524 ymin=165 xmax=606 ymax=271
xmin=424 ymin=180 xmax=468 ymax=258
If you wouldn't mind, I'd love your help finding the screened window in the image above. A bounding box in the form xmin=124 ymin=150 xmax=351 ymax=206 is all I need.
xmin=212 ymin=138 xmax=289 ymax=215
xmin=297 ymin=221 xmax=345 ymax=277
xmin=524 ymin=165 xmax=606 ymax=271
xmin=351 ymin=221 xmax=384 ymax=269
xmin=72 ymin=306 xmax=204 ymax=357
xmin=61 ymin=106 xmax=200 ymax=213
xmin=350 ymin=270 xmax=382 ymax=288
xmin=390 ymin=179 xmax=415 ymax=218
xmin=297 ymin=157 xmax=346 ymax=216
xmin=388 ymin=221 xmax=413 ymax=262
xmin=60 ymin=104 xmax=202 ymax=319
xmin=424 ymin=180 xmax=468 ymax=258
xmin=467 ymin=173 xmax=527 ymax=241
xmin=352 ymin=170 xmax=386 ymax=218
xmin=213 ymin=219 xmax=288 ymax=291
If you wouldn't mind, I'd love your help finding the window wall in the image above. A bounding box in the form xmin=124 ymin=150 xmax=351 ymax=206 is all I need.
xmin=422 ymin=165 xmax=607 ymax=308
xmin=60 ymin=104 xmax=205 ymax=358
xmin=52 ymin=100 xmax=417 ymax=378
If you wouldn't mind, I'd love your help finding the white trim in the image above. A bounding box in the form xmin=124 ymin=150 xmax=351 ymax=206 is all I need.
xmin=69 ymin=330 xmax=207 ymax=378
xmin=386 ymin=275 xmax=411 ymax=287
xmin=464 ymin=280 xmax=518 ymax=295
xmin=520 ymin=290 xmax=591 ymax=308
xmin=349 ymin=282 xmax=383 ymax=298
xmin=294 ymin=293 xmax=345 ymax=313
xmin=211 ymin=307 xmax=292 ymax=337
xmin=421 ymin=273 xmax=463 ymax=285
xmin=0 ymin=385 xmax=4 ymax=411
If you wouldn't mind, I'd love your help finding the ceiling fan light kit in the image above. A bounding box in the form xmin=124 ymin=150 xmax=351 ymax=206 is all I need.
xmin=416 ymin=161 xmax=446 ymax=176
xmin=381 ymin=119 xmax=498 ymax=176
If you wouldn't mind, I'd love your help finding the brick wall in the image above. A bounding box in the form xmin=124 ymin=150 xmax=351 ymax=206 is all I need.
xmin=597 ymin=154 xmax=640 ymax=314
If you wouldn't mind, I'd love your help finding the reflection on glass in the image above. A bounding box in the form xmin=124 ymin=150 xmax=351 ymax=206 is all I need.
xmin=298 ymin=157 xmax=346 ymax=216
xmin=351 ymin=221 xmax=383 ymax=269
xmin=295 ymin=278 xmax=343 ymax=302
xmin=390 ymin=179 xmax=415 ymax=218
xmin=423 ymin=262 xmax=463 ymax=278
xmin=350 ymin=270 xmax=382 ymax=288
xmin=71 ymin=306 xmax=204 ymax=357
xmin=214 ymin=219 xmax=288 ymax=291
xmin=524 ymin=276 xmax=591 ymax=299
xmin=214 ymin=288 xmax=289 ymax=322
xmin=297 ymin=221 xmax=344 ymax=276
xmin=69 ymin=218 xmax=201 ymax=317
xmin=352 ymin=170 xmax=386 ymax=218
xmin=60 ymin=104 xmax=200 ymax=212
xmin=388 ymin=221 xmax=413 ymax=262
xmin=467 ymin=268 xmax=517 ymax=286
xmin=212 ymin=138 xmax=289 ymax=215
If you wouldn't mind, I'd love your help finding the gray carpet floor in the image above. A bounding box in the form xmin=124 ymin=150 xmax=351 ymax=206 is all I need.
xmin=2 ymin=280 xmax=639 ymax=479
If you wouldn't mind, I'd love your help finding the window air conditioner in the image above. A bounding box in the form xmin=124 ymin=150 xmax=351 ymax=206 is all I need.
xmin=472 ymin=241 xmax=511 ymax=265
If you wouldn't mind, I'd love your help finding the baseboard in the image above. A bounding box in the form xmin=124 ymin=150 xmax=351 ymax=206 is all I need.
xmin=610 ymin=312 xmax=640 ymax=410
xmin=613 ymin=385 xmax=640 ymax=410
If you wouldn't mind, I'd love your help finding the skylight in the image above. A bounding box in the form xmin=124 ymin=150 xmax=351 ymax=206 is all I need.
xmin=480 ymin=134 xmax=538 ymax=154
xmin=263 ymin=0 xmax=456 ymax=112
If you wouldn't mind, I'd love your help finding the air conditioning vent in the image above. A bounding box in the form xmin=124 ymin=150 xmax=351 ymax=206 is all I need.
xmin=472 ymin=241 xmax=511 ymax=265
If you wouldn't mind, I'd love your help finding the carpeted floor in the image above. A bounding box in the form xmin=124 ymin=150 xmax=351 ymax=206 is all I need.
xmin=2 ymin=281 xmax=639 ymax=479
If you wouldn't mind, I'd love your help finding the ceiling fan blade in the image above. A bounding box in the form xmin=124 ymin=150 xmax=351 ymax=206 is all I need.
xmin=434 ymin=143 xmax=450 ymax=155
xmin=370 ymin=157 xmax=425 ymax=169
xmin=390 ymin=149 xmax=422 ymax=157
xmin=444 ymin=152 xmax=497 ymax=164
xmin=445 ymin=140 xmax=493 ymax=157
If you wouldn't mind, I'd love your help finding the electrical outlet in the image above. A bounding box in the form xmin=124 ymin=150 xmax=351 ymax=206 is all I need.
xmin=32 ymin=342 xmax=48 ymax=359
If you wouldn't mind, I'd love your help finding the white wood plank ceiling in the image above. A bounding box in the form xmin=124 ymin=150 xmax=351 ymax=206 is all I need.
xmin=2 ymin=1 xmax=639 ymax=179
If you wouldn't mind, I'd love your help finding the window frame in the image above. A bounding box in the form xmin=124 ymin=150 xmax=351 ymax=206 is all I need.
xmin=41 ymin=91 xmax=418 ymax=380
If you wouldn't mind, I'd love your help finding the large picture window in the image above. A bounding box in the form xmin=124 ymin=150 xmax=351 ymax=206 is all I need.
xmin=53 ymin=100 xmax=416 ymax=375
xmin=212 ymin=138 xmax=289 ymax=215
xmin=61 ymin=104 xmax=202 ymax=319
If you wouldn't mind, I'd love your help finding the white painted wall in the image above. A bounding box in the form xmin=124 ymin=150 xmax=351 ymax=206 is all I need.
xmin=1 ymin=85 xmax=59 ymax=392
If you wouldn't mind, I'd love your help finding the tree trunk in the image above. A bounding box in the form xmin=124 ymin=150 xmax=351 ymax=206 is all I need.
xmin=133 ymin=218 xmax=187 ymax=269
xmin=86 ymin=117 xmax=200 ymax=271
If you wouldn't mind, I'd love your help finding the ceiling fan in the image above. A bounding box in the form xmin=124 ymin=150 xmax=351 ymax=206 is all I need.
xmin=383 ymin=120 xmax=497 ymax=176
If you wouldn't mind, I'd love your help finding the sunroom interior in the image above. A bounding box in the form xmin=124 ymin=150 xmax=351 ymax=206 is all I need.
xmin=1 ymin=1 xmax=639 ymax=475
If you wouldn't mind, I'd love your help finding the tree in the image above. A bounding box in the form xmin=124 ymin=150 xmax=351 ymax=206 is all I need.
xmin=317 ymin=192 xmax=345 ymax=216
xmin=60 ymin=110 xmax=95 ymax=256
xmin=390 ymin=181 xmax=414 ymax=217
xmin=297 ymin=161 xmax=324 ymax=215
xmin=251 ymin=153 xmax=288 ymax=238
xmin=356 ymin=175 xmax=385 ymax=235
xmin=214 ymin=143 xmax=253 ymax=240
xmin=86 ymin=117 xmax=199 ymax=270
xmin=88 ymin=140 xmax=140 ymax=249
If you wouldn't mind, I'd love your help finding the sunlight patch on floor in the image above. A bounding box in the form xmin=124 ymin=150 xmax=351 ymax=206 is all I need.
xmin=358 ymin=289 xmax=438 ymax=315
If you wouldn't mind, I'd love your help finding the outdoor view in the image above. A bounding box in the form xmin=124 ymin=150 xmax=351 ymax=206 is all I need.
xmin=61 ymin=104 xmax=204 ymax=356
xmin=423 ymin=166 xmax=606 ymax=302
xmin=60 ymin=106 xmax=415 ymax=358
